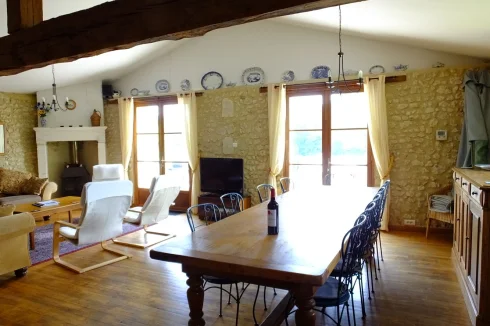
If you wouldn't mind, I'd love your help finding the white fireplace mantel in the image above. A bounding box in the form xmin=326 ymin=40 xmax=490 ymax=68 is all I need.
xmin=34 ymin=127 xmax=107 ymax=179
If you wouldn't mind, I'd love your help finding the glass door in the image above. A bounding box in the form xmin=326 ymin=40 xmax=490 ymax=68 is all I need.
xmin=285 ymin=87 xmax=372 ymax=188
xmin=134 ymin=98 xmax=190 ymax=210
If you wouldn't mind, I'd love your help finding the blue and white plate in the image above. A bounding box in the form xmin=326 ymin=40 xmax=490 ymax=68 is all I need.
xmin=180 ymin=79 xmax=191 ymax=91
xmin=155 ymin=80 xmax=170 ymax=93
xmin=201 ymin=71 xmax=224 ymax=90
xmin=394 ymin=64 xmax=408 ymax=71
xmin=242 ymin=67 xmax=265 ymax=85
xmin=282 ymin=70 xmax=295 ymax=82
xmin=311 ymin=66 xmax=331 ymax=79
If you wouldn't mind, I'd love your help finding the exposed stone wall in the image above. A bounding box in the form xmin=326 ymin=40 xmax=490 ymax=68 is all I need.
xmin=197 ymin=87 xmax=269 ymax=205
xmin=104 ymin=102 xmax=122 ymax=164
xmin=386 ymin=68 xmax=466 ymax=227
xmin=0 ymin=92 xmax=37 ymax=174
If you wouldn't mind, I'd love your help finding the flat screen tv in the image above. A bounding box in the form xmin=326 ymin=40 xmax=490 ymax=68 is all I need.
xmin=200 ymin=158 xmax=244 ymax=195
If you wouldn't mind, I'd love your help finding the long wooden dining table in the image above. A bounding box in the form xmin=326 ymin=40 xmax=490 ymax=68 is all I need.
xmin=150 ymin=186 xmax=379 ymax=325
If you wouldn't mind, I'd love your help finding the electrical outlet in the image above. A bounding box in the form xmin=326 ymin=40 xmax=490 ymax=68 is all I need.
xmin=404 ymin=219 xmax=416 ymax=226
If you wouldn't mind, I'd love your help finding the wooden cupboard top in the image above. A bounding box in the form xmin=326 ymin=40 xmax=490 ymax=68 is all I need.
xmin=150 ymin=186 xmax=379 ymax=286
xmin=453 ymin=168 xmax=490 ymax=190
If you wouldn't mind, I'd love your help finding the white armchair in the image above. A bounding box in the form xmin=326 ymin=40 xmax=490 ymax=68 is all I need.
xmin=52 ymin=180 xmax=133 ymax=273
xmin=0 ymin=212 xmax=35 ymax=277
xmin=92 ymin=164 xmax=124 ymax=182
xmin=113 ymin=175 xmax=180 ymax=248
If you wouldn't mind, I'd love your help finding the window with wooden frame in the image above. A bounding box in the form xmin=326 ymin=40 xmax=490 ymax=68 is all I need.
xmin=133 ymin=96 xmax=190 ymax=210
xmin=284 ymin=83 xmax=374 ymax=188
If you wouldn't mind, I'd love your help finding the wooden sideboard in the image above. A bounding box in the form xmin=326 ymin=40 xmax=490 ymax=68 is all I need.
xmin=453 ymin=168 xmax=490 ymax=326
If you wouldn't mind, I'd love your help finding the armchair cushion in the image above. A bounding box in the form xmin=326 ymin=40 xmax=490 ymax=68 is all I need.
xmin=22 ymin=177 xmax=48 ymax=196
xmin=92 ymin=164 xmax=124 ymax=182
xmin=59 ymin=227 xmax=78 ymax=239
xmin=0 ymin=212 xmax=35 ymax=275
xmin=0 ymin=204 xmax=15 ymax=217
xmin=0 ymin=168 xmax=32 ymax=195
xmin=124 ymin=210 xmax=140 ymax=223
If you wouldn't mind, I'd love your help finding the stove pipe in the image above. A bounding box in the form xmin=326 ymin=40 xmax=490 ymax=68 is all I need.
xmin=70 ymin=141 xmax=79 ymax=165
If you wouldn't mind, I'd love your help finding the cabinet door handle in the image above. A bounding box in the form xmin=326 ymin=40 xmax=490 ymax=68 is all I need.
xmin=472 ymin=191 xmax=478 ymax=195
xmin=462 ymin=182 xmax=468 ymax=185
xmin=456 ymin=218 xmax=460 ymax=221
xmin=466 ymin=237 xmax=470 ymax=240
xmin=455 ymin=177 xmax=460 ymax=180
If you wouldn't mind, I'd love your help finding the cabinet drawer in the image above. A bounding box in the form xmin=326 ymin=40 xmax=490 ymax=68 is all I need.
xmin=470 ymin=185 xmax=482 ymax=203
xmin=454 ymin=172 xmax=462 ymax=187
xmin=461 ymin=178 xmax=470 ymax=193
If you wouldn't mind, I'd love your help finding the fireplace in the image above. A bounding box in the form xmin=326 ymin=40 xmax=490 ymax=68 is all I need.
xmin=33 ymin=127 xmax=107 ymax=181
xmin=61 ymin=141 xmax=91 ymax=196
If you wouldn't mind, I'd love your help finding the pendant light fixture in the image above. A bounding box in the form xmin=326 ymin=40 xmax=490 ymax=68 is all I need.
xmin=327 ymin=6 xmax=363 ymax=93
xmin=36 ymin=65 xmax=69 ymax=112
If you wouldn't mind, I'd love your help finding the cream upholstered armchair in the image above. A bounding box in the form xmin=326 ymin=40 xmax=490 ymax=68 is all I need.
xmin=52 ymin=180 xmax=133 ymax=273
xmin=0 ymin=212 xmax=35 ymax=277
xmin=113 ymin=175 xmax=180 ymax=248
xmin=92 ymin=164 xmax=124 ymax=182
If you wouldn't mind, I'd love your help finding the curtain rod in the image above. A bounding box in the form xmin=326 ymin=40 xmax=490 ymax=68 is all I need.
xmin=258 ymin=75 xmax=406 ymax=93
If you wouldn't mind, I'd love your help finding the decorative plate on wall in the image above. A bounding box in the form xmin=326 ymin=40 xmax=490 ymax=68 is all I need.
xmin=242 ymin=67 xmax=265 ymax=85
xmin=311 ymin=66 xmax=331 ymax=79
xmin=155 ymin=80 xmax=170 ymax=93
xmin=130 ymin=88 xmax=139 ymax=96
xmin=282 ymin=70 xmax=295 ymax=82
xmin=369 ymin=65 xmax=385 ymax=74
xmin=201 ymin=71 xmax=224 ymax=90
xmin=65 ymin=99 xmax=76 ymax=110
xmin=180 ymin=79 xmax=191 ymax=91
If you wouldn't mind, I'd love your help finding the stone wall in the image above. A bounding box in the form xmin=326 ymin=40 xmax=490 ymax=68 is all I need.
xmin=197 ymin=87 xmax=269 ymax=205
xmin=386 ymin=67 xmax=466 ymax=227
xmin=0 ymin=92 xmax=37 ymax=174
xmin=104 ymin=102 xmax=122 ymax=164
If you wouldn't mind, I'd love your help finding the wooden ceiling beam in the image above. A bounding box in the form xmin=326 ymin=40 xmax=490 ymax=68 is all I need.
xmin=0 ymin=0 xmax=363 ymax=76
xmin=7 ymin=0 xmax=43 ymax=34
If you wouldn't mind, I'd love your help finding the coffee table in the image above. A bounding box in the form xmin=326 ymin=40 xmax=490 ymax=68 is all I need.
xmin=15 ymin=196 xmax=82 ymax=250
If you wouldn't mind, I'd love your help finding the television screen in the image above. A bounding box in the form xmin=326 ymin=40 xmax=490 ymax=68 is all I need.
xmin=200 ymin=158 xmax=244 ymax=194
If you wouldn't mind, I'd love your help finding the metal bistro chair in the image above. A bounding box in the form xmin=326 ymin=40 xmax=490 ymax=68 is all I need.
xmin=329 ymin=212 xmax=372 ymax=323
xmin=256 ymin=184 xmax=273 ymax=203
xmin=279 ymin=177 xmax=293 ymax=194
xmin=376 ymin=180 xmax=390 ymax=263
xmin=220 ymin=193 xmax=244 ymax=217
xmin=186 ymin=203 xmax=247 ymax=325
xmin=362 ymin=193 xmax=384 ymax=301
xmin=286 ymin=214 xmax=368 ymax=326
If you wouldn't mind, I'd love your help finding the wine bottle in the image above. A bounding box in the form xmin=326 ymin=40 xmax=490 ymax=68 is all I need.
xmin=267 ymin=188 xmax=279 ymax=235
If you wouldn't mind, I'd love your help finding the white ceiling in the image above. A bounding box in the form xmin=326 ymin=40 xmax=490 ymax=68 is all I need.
xmin=0 ymin=0 xmax=489 ymax=93
xmin=275 ymin=0 xmax=490 ymax=59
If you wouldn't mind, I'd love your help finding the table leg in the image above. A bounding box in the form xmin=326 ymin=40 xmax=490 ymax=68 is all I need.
xmin=186 ymin=272 xmax=205 ymax=326
xmin=293 ymin=286 xmax=316 ymax=326
xmin=29 ymin=231 xmax=35 ymax=250
xmin=68 ymin=210 xmax=72 ymax=223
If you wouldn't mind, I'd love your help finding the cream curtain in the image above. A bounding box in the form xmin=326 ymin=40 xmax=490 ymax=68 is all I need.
xmin=366 ymin=76 xmax=392 ymax=231
xmin=179 ymin=93 xmax=200 ymax=208
xmin=118 ymin=98 xmax=134 ymax=180
xmin=268 ymin=84 xmax=287 ymax=190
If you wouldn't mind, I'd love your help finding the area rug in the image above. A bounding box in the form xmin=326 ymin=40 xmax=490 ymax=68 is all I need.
xmin=30 ymin=211 xmax=183 ymax=265
xmin=30 ymin=221 xmax=142 ymax=265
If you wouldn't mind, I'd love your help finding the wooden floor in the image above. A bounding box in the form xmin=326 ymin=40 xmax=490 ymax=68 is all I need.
xmin=0 ymin=213 xmax=471 ymax=326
